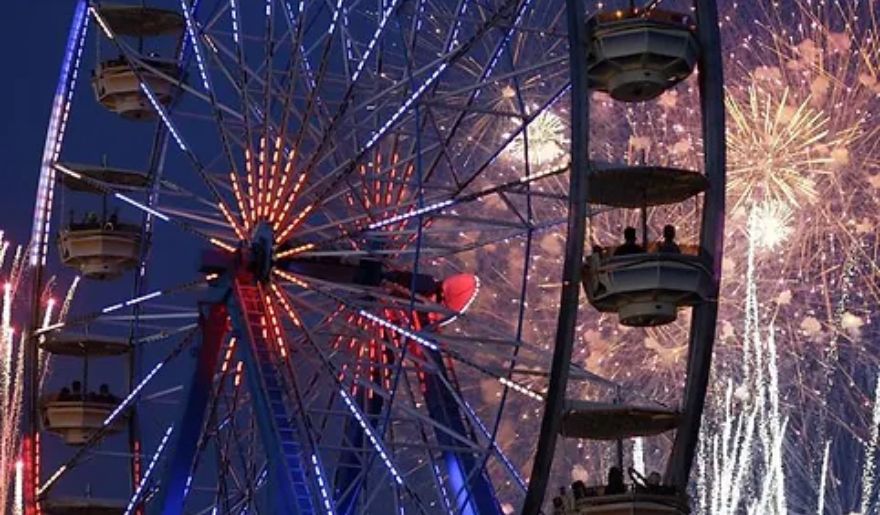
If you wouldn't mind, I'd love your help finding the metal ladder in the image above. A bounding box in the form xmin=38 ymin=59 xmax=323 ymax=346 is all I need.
xmin=234 ymin=280 xmax=315 ymax=514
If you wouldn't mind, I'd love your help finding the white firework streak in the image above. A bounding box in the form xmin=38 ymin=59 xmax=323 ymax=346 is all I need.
xmin=38 ymin=298 xmax=56 ymax=390
xmin=696 ymin=206 xmax=880 ymax=513
xmin=818 ymin=440 xmax=831 ymax=515
xmin=696 ymin=207 xmax=789 ymax=514
xmin=0 ymin=231 xmax=77 ymax=511
xmin=860 ymin=375 xmax=880 ymax=513
xmin=59 ymin=275 xmax=80 ymax=321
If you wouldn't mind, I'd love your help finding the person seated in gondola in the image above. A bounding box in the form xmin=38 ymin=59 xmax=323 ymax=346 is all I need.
xmin=606 ymin=466 xmax=626 ymax=494
xmin=646 ymin=471 xmax=664 ymax=491
xmin=71 ymin=380 xmax=84 ymax=400
xmin=98 ymin=383 xmax=114 ymax=403
xmin=613 ymin=227 xmax=643 ymax=256
xmin=657 ymin=224 xmax=681 ymax=254
xmin=57 ymin=386 xmax=72 ymax=401
xmin=105 ymin=210 xmax=119 ymax=231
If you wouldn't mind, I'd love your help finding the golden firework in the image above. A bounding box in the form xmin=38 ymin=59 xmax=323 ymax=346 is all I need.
xmin=725 ymin=81 xmax=854 ymax=211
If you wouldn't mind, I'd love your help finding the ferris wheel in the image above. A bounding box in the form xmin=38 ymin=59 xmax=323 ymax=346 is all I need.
xmin=22 ymin=0 xmax=724 ymax=514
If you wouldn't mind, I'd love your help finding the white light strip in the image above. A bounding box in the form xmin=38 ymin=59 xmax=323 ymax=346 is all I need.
xmin=519 ymin=167 xmax=561 ymax=183
xmin=124 ymin=424 xmax=174 ymax=515
xmin=37 ymin=465 xmax=68 ymax=496
xmin=350 ymin=0 xmax=398 ymax=83
xmin=498 ymin=377 xmax=544 ymax=401
xmin=102 ymin=303 xmax=125 ymax=314
xmin=460 ymin=398 xmax=526 ymax=488
xmin=364 ymin=62 xmax=448 ymax=151
xmin=54 ymin=164 xmax=172 ymax=223
xmin=180 ymin=0 xmax=210 ymax=91
xmin=89 ymin=6 xmax=114 ymax=39
xmin=357 ymin=310 xmax=438 ymax=351
xmin=311 ymin=454 xmax=335 ymax=514
xmin=229 ymin=0 xmax=241 ymax=43
xmin=327 ymin=0 xmax=344 ymax=35
xmin=115 ymin=193 xmax=171 ymax=221
xmin=367 ymin=199 xmax=455 ymax=230
xmin=104 ymin=360 xmax=166 ymax=425
xmin=31 ymin=1 xmax=89 ymax=267
xmin=53 ymin=163 xmax=82 ymax=179
xmin=140 ymin=83 xmax=188 ymax=153
xmin=125 ymin=290 xmax=163 ymax=306
xmin=40 ymin=322 xmax=64 ymax=333
xmin=339 ymin=388 xmax=403 ymax=485
xmin=100 ymin=289 xmax=163 ymax=315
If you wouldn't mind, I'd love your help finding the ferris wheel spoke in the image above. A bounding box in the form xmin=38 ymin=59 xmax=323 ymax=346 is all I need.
xmin=272 ymin=273 xmax=546 ymax=409
xmin=286 ymin=0 xmax=524 ymax=226
xmin=36 ymin=276 xmax=214 ymax=335
xmin=178 ymin=1 xmax=263 ymax=238
xmin=283 ymin=164 xmax=569 ymax=255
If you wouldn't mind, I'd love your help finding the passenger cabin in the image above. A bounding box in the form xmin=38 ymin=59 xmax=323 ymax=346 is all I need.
xmin=44 ymin=497 xmax=125 ymax=515
xmin=552 ymin=490 xmax=689 ymax=514
xmin=41 ymin=395 xmax=126 ymax=445
xmin=586 ymin=9 xmax=698 ymax=102
xmin=58 ymin=221 xmax=142 ymax=280
xmin=90 ymin=5 xmax=184 ymax=119
xmin=581 ymin=166 xmax=712 ymax=327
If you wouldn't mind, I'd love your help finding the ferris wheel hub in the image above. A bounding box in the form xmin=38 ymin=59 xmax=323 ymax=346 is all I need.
xmin=245 ymin=221 xmax=275 ymax=282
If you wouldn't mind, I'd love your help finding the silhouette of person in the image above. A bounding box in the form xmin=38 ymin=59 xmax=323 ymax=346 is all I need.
xmin=106 ymin=210 xmax=119 ymax=230
xmin=613 ymin=227 xmax=643 ymax=256
xmin=606 ymin=466 xmax=626 ymax=494
xmin=98 ymin=383 xmax=112 ymax=402
xmin=58 ymin=387 xmax=71 ymax=401
xmin=657 ymin=224 xmax=681 ymax=254
xmin=71 ymin=380 xmax=83 ymax=400
xmin=571 ymin=480 xmax=589 ymax=500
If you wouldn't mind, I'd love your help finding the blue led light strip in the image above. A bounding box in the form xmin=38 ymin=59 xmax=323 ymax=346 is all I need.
xmin=124 ymin=424 xmax=175 ymax=515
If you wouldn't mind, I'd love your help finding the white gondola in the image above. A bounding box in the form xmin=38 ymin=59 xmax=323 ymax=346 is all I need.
xmin=90 ymin=5 xmax=184 ymax=119
xmin=91 ymin=57 xmax=180 ymax=120
xmin=41 ymin=398 xmax=126 ymax=445
xmin=586 ymin=9 xmax=699 ymax=102
xmin=58 ymin=223 xmax=142 ymax=280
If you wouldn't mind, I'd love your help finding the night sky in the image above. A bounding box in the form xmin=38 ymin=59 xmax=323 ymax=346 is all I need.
xmin=1 ymin=2 xmax=78 ymax=243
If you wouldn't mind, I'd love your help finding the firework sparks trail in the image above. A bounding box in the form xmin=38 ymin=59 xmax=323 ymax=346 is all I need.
xmin=859 ymin=375 xmax=880 ymax=514
xmin=0 ymin=231 xmax=76 ymax=512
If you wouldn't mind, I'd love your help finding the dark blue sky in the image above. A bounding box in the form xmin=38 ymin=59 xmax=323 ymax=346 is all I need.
xmin=1 ymin=2 xmax=78 ymax=244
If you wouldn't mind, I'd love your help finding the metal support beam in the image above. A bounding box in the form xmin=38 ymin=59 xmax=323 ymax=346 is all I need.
xmin=521 ymin=0 xmax=591 ymax=510
xmin=666 ymin=0 xmax=726 ymax=491
xmin=155 ymin=301 xmax=229 ymax=514
xmin=422 ymin=351 xmax=502 ymax=515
